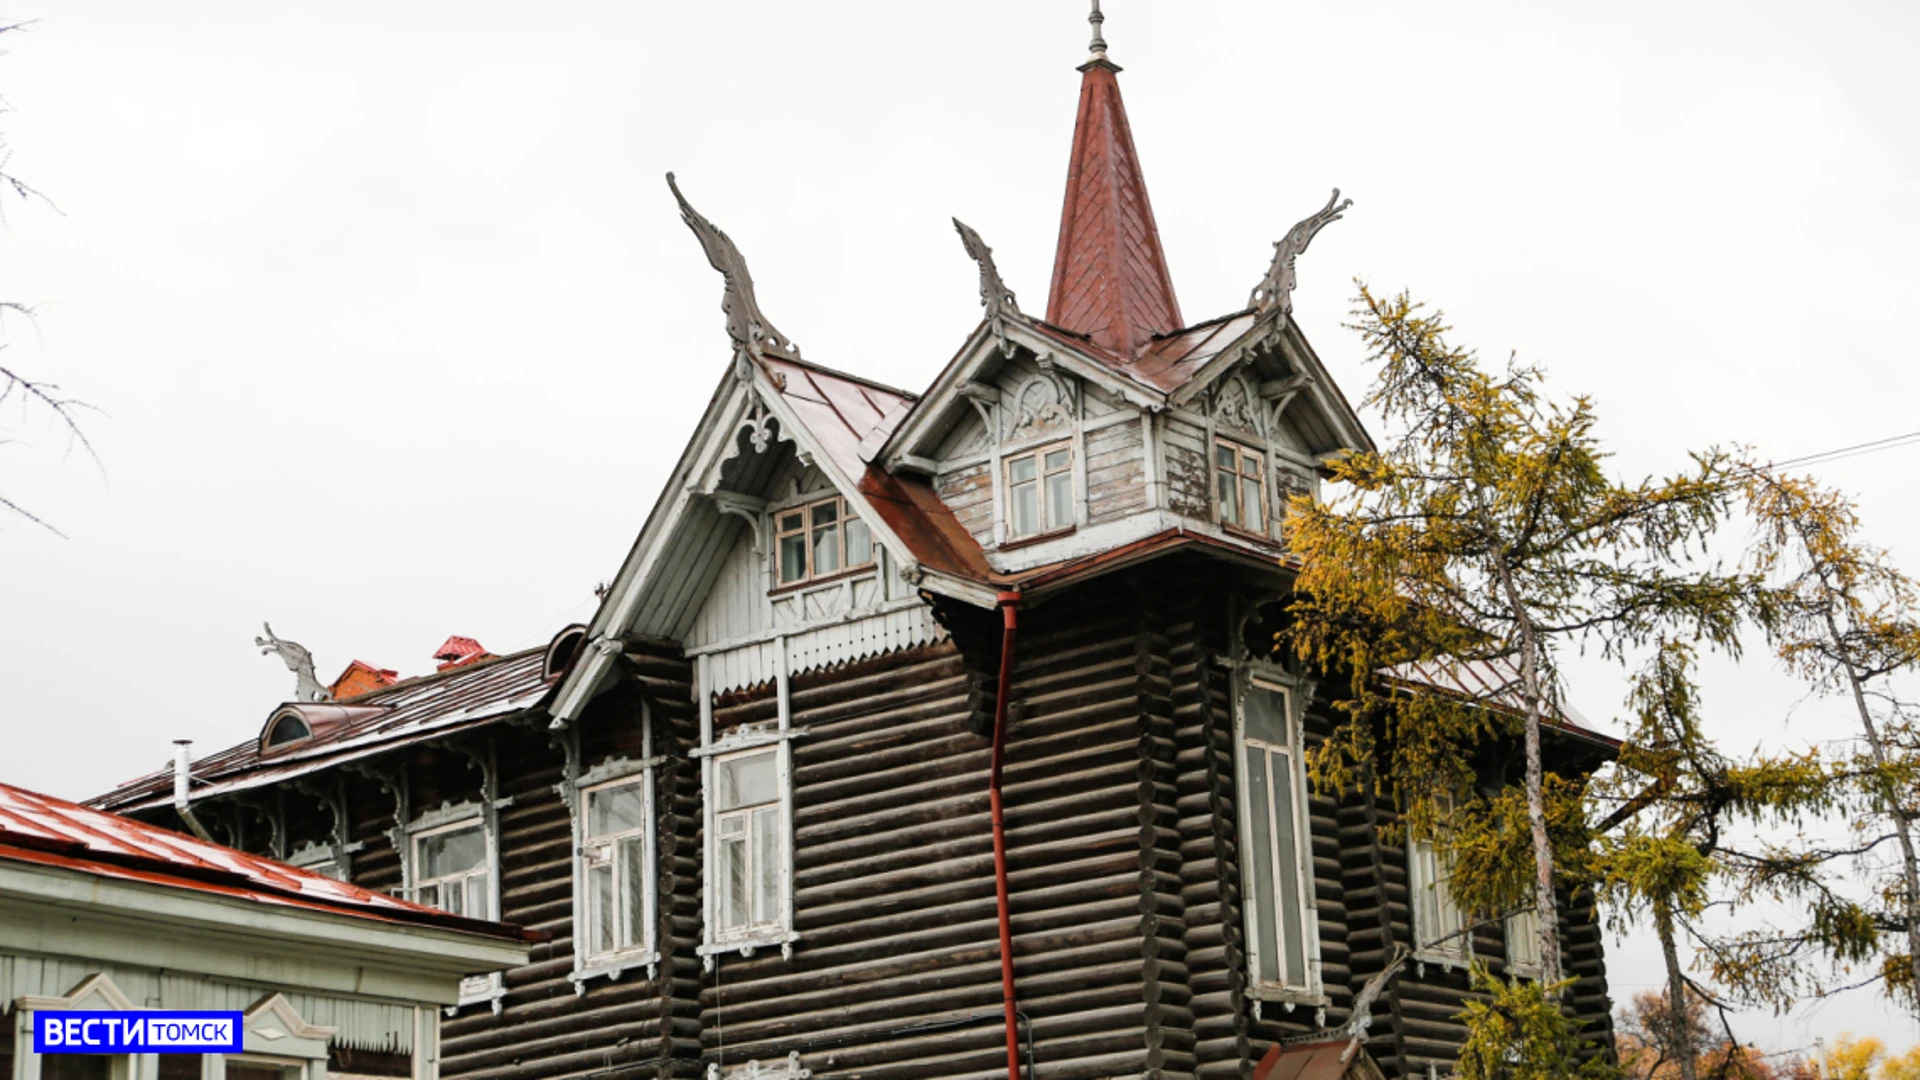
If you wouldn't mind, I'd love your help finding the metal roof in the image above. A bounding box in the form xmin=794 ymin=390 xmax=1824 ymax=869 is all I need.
xmin=91 ymin=648 xmax=552 ymax=814
xmin=2 ymin=782 xmax=535 ymax=942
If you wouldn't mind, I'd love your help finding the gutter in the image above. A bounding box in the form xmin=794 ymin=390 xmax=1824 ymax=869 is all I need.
xmin=989 ymin=590 xmax=1023 ymax=1080
xmin=172 ymin=740 xmax=215 ymax=843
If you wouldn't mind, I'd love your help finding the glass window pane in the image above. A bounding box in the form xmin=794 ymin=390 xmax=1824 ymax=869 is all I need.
xmin=620 ymin=835 xmax=647 ymax=949
xmin=811 ymin=500 xmax=839 ymax=526
xmin=753 ymin=806 xmax=781 ymax=923
xmin=589 ymin=862 xmax=613 ymax=956
xmin=1413 ymin=841 xmax=1440 ymax=947
xmin=420 ymin=824 xmax=485 ymax=877
xmin=1010 ymin=482 xmax=1038 ymax=537
xmin=444 ymin=878 xmax=464 ymax=916
xmin=721 ymin=833 xmax=747 ymax=930
xmin=777 ymin=511 xmax=803 ymax=534
xmin=42 ymin=1058 xmax=113 ymax=1080
xmin=813 ymin=523 xmax=841 ymax=574
xmin=1244 ymin=476 xmax=1265 ymax=532
xmin=1046 ymin=471 xmax=1073 ymax=530
xmin=1009 ymin=455 xmax=1036 ymax=483
xmin=588 ymin=781 xmax=646 ymax=837
xmin=779 ymin=532 xmax=807 ymax=583
xmin=1243 ymin=451 xmax=1262 ymax=476
xmin=1244 ymin=685 xmax=1289 ymax=745
xmin=1245 ymin=748 xmax=1280 ymax=986
xmin=1216 ymin=443 xmax=1237 ymax=469
xmin=467 ymin=872 xmax=490 ymax=919
xmin=845 ymin=517 xmax=872 ymax=566
xmin=417 ymin=883 xmax=440 ymax=909
xmin=1217 ymin=469 xmax=1239 ymax=526
xmin=1044 ymin=448 xmax=1070 ymax=472
xmin=1272 ymin=760 xmax=1306 ymax=985
xmin=718 ymin=751 xmax=778 ymax=810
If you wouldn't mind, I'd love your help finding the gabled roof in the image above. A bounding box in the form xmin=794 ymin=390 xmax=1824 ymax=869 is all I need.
xmin=92 ymin=648 xmax=550 ymax=813
xmin=4 ymin=781 xmax=536 ymax=941
xmin=1047 ymin=56 xmax=1182 ymax=360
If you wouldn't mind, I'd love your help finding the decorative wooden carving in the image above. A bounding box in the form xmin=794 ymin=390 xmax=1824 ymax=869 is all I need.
xmin=1250 ymin=188 xmax=1352 ymax=318
xmin=1212 ymin=376 xmax=1262 ymax=437
xmin=1005 ymin=375 xmax=1072 ymax=442
xmin=256 ymin=622 xmax=329 ymax=702
xmin=668 ymin=173 xmax=801 ymax=382
xmin=953 ymin=218 xmax=1021 ymax=358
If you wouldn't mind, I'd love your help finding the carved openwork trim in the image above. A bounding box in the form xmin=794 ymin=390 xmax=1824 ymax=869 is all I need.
xmin=1250 ymin=189 xmax=1353 ymax=318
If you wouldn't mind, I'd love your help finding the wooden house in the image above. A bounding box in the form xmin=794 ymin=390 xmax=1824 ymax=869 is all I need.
xmin=91 ymin=16 xmax=1619 ymax=1080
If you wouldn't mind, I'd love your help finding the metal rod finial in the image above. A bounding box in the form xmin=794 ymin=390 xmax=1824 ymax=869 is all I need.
xmin=1088 ymin=0 xmax=1107 ymax=58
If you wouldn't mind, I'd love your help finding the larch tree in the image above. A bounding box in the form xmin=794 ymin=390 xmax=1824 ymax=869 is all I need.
xmin=1594 ymin=642 xmax=1835 ymax=1080
xmin=1741 ymin=467 xmax=1920 ymax=1017
xmin=1284 ymin=287 xmax=1750 ymax=991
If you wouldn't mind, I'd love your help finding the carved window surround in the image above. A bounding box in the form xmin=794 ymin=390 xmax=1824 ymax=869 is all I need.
xmin=696 ymin=643 xmax=804 ymax=969
xmin=554 ymin=707 xmax=665 ymax=993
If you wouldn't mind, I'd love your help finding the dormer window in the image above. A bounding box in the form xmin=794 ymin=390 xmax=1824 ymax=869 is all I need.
xmin=774 ymin=496 xmax=872 ymax=587
xmin=265 ymin=713 xmax=312 ymax=747
xmin=1215 ymin=438 xmax=1266 ymax=534
xmin=1006 ymin=441 xmax=1072 ymax=539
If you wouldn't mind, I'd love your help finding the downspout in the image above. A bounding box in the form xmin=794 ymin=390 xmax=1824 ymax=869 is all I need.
xmin=172 ymin=740 xmax=214 ymax=842
xmin=989 ymin=590 xmax=1023 ymax=1080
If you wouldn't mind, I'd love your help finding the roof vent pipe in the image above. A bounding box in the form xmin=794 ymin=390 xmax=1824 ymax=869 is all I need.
xmin=172 ymin=740 xmax=214 ymax=843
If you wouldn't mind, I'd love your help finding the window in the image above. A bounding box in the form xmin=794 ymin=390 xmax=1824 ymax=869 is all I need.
xmin=714 ymin=748 xmax=785 ymax=937
xmin=1005 ymin=441 xmax=1073 ymax=539
xmin=412 ymin=820 xmax=491 ymax=919
xmin=1215 ymin=438 xmax=1266 ymax=533
xmin=1236 ymin=677 xmax=1317 ymax=997
xmin=581 ymin=776 xmax=651 ymax=964
xmin=1506 ymin=905 xmax=1544 ymax=979
xmin=265 ymin=714 xmax=310 ymax=747
xmin=775 ymin=496 xmax=873 ymax=586
xmin=1410 ymin=834 xmax=1470 ymax=965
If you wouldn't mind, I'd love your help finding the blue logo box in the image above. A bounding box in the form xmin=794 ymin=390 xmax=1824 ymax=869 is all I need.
xmin=33 ymin=1011 xmax=245 ymax=1054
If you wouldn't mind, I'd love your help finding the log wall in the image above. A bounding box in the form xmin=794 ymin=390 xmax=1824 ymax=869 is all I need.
xmin=166 ymin=559 xmax=1613 ymax=1080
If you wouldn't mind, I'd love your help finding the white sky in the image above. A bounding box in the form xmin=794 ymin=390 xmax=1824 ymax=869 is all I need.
xmin=2 ymin=0 xmax=1916 ymax=1059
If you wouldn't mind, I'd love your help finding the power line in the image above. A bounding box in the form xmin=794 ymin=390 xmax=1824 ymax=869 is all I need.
xmin=1762 ymin=429 xmax=1920 ymax=472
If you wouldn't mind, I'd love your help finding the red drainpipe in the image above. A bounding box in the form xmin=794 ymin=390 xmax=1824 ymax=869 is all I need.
xmin=990 ymin=589 xmax=1023 ymax=1080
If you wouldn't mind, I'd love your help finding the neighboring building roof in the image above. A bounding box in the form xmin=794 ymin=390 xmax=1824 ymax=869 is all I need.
xmin=1384 ymin=656 xmax=1622 ymax=752
xmin=328 ymin=659 xmax=400 ymax=700
xmin=1 ymin=782 xmax=535 ymax=942
xmin=91 ymin=647 xmax=550 ymax=814
xmin=1252 ymin=1039 xmax=1386 ymax=1080
xmin=1045 ymin=57 xmax=1182 ymax=361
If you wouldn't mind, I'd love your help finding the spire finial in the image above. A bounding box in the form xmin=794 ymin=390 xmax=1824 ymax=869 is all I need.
xmin=1088 ymin=0 xmax=1108 ymax=60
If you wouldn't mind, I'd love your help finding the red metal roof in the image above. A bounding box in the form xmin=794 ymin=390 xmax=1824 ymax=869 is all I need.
xmin=1 ymin=782 xmax=535 ymax=941
xmin=433 ymin=635 xmax=493 ymax=671
xmin=92 ymin=648 xmax=551 ymax=814
xmin=1046 ymin=58 xmax=1182 ymax=361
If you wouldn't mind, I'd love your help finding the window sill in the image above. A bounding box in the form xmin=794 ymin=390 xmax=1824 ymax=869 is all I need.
xmin=569 ymin=951 xmax=660 ymax=994
xmin=996 ymin=525 xmax=1076 ymax=553
xmin=698 ymin=929 xmax=800 ymax=968
xmin=768 ymin=565 xmax=876 ymax=597
xmin=1412 ymin=947 xmax=1474 ymax=975
xmin=1220 ymin=522 xmax=1279 ymax=547
xmin=447 ymin=972 xmax=507 ymax=1017
xmin=1246 ymin=985 xmax=1329 ymax=1024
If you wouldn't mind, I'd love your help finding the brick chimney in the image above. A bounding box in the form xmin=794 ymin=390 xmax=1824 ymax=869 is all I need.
xmin=328 ymin=660 xmax=400 ymax=700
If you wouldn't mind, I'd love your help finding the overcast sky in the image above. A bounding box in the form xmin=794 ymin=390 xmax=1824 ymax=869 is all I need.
xmin=2 ymin=0 xmax=1916 ymax=1057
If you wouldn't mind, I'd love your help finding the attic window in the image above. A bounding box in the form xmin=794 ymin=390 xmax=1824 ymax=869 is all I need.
xmin=1214 ymin=437 xmax=1266 ymax=534
xmin=265 ymin=713 xmax=312 ymax=748
xmin=773 ymin=496 xmax=872 ymax=587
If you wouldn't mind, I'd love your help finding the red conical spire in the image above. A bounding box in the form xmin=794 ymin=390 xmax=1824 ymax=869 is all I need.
xmin=1045 ymin=11 xmax=1182 ymax=361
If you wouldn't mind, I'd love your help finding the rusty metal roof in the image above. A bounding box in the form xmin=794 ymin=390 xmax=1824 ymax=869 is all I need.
xmin=1046 ymin=58 xmax=1182 ymax=360
xmin=1384 ymin=656 xmax=1619 ymax=750
xmin=91 ymin=648 xmax=552 ymax=814
xmin=3 ymin=782 xmax=535 ymax=941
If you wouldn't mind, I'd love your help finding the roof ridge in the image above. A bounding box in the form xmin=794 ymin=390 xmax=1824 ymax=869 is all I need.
xmin=771 ymin=354 xmax=918 ymax=402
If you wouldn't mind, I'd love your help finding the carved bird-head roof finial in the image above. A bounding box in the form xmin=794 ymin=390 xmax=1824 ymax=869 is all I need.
xmin=665 ymin=171 xmax=801 ymax=384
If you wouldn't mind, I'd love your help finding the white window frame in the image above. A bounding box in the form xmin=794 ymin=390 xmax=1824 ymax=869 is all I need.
xmin=410 ymin=817 xmax=493 ymax=920
xmin=771 ymin=494 xmax=873 ymax=589
xmin=1409 ymin=826 xmax=1471 ymax=971
xmin=1505 ymin=904 xmax=1544 ymax=980
xmin=695 ymin=649 xmax=803 ymax=968
xmin=398 ymin=800 xmax=503 ymax=1011
xmin=1002 ymin=439 xmax=1074 ymax=540
xmin=564 ymin=706 xmax=663 ymax=990
xmin=1231 ymin=664 xmax=1324 ymax=1013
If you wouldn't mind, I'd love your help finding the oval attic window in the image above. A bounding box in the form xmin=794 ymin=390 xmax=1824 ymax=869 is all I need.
xmin=265 ymin=713 xmax=312 ymax=747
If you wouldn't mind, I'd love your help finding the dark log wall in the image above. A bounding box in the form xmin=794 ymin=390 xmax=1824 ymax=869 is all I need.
xmin=152 ymin=561 xmax=1614 ymax=1080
